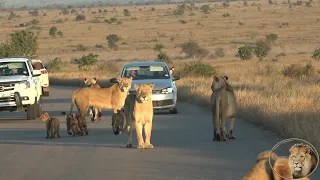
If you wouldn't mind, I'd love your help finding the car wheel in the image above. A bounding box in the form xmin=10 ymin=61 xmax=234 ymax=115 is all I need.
xmin=27 ymin=103 xmax=36 ymax=120
xmin=35 ymin=96 xmax=42 ymax=117
xmin=169 ymin=108 xmax=178 ymax=114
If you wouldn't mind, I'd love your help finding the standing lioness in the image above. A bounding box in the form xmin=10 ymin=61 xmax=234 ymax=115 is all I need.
xmin=124 ymin=83 xmax=155 ymax=149
xmin=69 ymin=77 xmax=132 ymax=120
xmin=211 ymin=76 xmax=237 ymax=141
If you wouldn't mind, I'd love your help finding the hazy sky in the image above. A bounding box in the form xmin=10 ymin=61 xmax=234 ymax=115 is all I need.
xmin=4 ymin=0 xmax=184 ymax=8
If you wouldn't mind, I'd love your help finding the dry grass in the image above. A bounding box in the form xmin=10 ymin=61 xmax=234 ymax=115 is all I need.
xmin=1 ymin=1 xmax=320 ymax=148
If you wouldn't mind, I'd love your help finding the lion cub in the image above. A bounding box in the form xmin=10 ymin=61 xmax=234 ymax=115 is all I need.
xmin=39 ymin=112 xmax=61 ymax=139
xmin=124 ymin=83 xmax=155 ymax=149
xmin=61 ymin=112 xmax=82 ymax=137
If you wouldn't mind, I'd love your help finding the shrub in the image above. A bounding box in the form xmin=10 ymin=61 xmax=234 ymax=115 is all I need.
xmin=222 ymin=13 xmax=230 ymax=17
xmin=76 ymin=44 xmax=87 ymax=51
xmin=153 ymin=43 xmax=164 ymax=52
xmin=72 ymin=53 xmax=99 ymax=71
xmin=106 ymin=34 xmax=120 ymax=50
xmin=266 ymin=33 xmax=278 ymax=43
xmin=180 ymin=61 xmax=217 ymax=77
xmin=8 ymin=11 xmax=18 ymax=20
xmin=180 ymin=41 xmax=209 ymax=59
xmin=123 ymin=9 xmax=130 ymax=16
xmin=311 ymin=48 xmax=320 ymax=60
xmin=110 ymin=17 xmax=118 ymax=22
xmin=215 ymin=48 xmax=225 ymax=58
xmin=49 ymin=26 xmax=58 ymax=37
xmin=90 ymin=18 xmax=101 ymax=23
xmin=179 ymin=20 xmax=186 ymax=24
xmin=244 ymin=1 xmax=248 ymax=6
xmin=61 ymin=8 xmax=69 ymax=15
xmin=56 ymin=19 xmax=64 ymax=24
xmin=223 ymin=2 xmax=230 ymax=8
xmin=31 ymin=19 xmax=39 ymax=25
xmin=0 ymin=30 xmax=38 ymax=58
xmin=45 ymin=57 xmax=62 ymax=72
xmin=173 ymin=4 xmax=186 ymax=16
xmin=104 ymin=19 xmax=112 ymax=24
xmin=151 ymin=7 xmax=156 ymax=11
xmin=200 ymin=5 xmax=211 ymax=14
xmin=282 ymin=63 xmax=315 ymax=78
xmin=43 ymin=13 xmax=47 ymax=16
xmin=29 ymin=10 xmax=39 ymax=17
xmin=57 ymin=31 xmax=63 ymax=37
xmin=95 ymin=44 xmax=104 ymax=49
xmin=157 ymin=52 xmax=172 ymax=64
xmin=238 ymin=45 xmax=253 ymax=60
xmin=117 ymin=21 xmax=122 ymax=25
xmin=254 ymin=40 xmax=271 ymax=60
xmin=75 ymin=15 xmax=85 ymax=21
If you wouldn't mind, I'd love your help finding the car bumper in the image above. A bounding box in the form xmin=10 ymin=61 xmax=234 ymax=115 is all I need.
xmin=0 ymin=89 xmax=36 ymax=108
xmin=152 ymin=93 xmax=176 ymax=110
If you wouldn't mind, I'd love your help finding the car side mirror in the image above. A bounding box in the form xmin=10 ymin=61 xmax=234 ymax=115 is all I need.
xmin=173 ymin=75 xmax=180 ymax=81
xmin=33 ymin=71 xmax=41 ymax=77
xmin=109 ymin=77 xmax=118 ymax=83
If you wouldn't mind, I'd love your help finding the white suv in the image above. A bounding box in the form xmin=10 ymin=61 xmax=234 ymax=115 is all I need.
xmin=31 ymin=59 xmax=50 ymax=96
xmin=0 ymin=58 xmax=42 ymax=120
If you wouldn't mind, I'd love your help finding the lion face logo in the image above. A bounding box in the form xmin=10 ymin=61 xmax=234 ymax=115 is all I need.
xmin=117 ymin=77 xmax=132 ymax=92
xmin=134 ymin=83 xmax=154 ymax=103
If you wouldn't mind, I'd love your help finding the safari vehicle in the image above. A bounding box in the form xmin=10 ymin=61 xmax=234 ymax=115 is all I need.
xmin=0 ymin=58 xmax=42 ymax=120
xmin=31 ymin=59 xmax=50 ymax=96
xmin=110 ymin=62 xmax=180 ymax=114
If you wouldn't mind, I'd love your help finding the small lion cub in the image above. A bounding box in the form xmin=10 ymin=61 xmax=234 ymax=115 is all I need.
xmin=39 ymin=112 xmax=61 ymax=139
xmin=61 ymin=112 xmax=82 ymax=137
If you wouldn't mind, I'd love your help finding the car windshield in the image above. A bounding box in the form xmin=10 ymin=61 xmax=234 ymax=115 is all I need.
xmin=122 ymin=65 xmax=170 ymax=80
xmin=0 ymin=62 xmax=29 ymax=76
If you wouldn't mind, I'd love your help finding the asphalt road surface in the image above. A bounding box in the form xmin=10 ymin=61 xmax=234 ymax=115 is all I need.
xmin=0 ymin=85 xmax=319 ymax=180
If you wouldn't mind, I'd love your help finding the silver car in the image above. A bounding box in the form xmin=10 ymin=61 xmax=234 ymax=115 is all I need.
xmin=111 ymin=62 xmax=180 ymax=114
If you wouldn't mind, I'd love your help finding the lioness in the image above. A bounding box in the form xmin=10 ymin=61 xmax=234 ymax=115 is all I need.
xmin=243 ymin=150 xmax=311 ymax=180
xmin=211 ymin=76 xmax=237 ymax=141
xmin=69 ymin=77 xmax=132 ymax=127
xmin=83 ymin=77 xmax=102 ymax=122
xmin=124 ymin=83 xmax=154 ymax=149
xmin=39 ymin=112 xmax=61 ymax=139
xmin=61 ymin=112 xmax=82 ymax=137
xmin=289 ymin=143 xmax=318 ymax=179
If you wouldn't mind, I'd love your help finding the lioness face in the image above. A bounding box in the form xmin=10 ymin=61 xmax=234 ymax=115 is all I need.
xmin=289 ymin=145 xmax=313 ymax=177
xmin=117 ymin=77 xmax=132 ymax=92
xmin=83 ymin=77 xmax=97 ymax=87
xmin=134 ymin=83 xmax=154 ymax=103
xmin=211 ymin=76 xmax=228 ymax=91
xmin=39 ymin=112 xmax=50 ymax=122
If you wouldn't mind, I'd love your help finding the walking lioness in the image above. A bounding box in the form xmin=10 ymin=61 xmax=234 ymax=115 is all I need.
xmin=69 ymin=77 xmax=132 ymax=128
xmin=124 ymin=83 xmax=155 ymax=149
xmin=83 ymin=77 xmax=102 ymax=122
xmin=211 ymin=76 xmax=237 ymax=141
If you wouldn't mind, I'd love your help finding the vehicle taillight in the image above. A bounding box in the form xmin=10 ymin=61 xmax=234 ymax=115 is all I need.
xmin=41 ymin=69 xmax=47 ymax=74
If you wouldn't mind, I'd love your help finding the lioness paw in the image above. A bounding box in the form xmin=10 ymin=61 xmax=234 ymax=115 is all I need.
xmin=137 ymin=143 xmax=145 ymax=149
xmin=145 ymin=144 xmax=154 ymax=149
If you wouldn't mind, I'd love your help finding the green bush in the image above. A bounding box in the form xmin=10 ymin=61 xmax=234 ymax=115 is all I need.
xmin=49 ymin=26 xmax=58 ymax=37
xmin=76 ymin=44 xmax=87 ymax=51
xmin=123 ymin=9 xmax=130 ymax=16
xmin=29 ymin=10 xmax=39 ymax=17
xmin=200 ymin=5 xmax=211 ymax=14
xmin=8 ymin=11 xmax=18 ymax=20
xmin=45 ymin=57 xmax=62 ymax=72
xmin=57 ymin=31 xmax=63 ymax=37
xmin=75 ymin=15 xmax=85 ymax=21
xmin=106 ymin=34 xmax=120 ymax=50
xmin=110 ymin=17 xmax=118 ymax=22
xmin=104 ymin=19 xmax=112 ymax=24
xmin=180 ymin=61 xmax=217 ymax=77
xmin=311 ymin=48 xmax=320 ymax=60
xmin=31 ymin=19 xmax=39 ymax=25
xmin=180 ymin=41 xmax=209 ymax=59
xmin=282 ymin=63 xmax=315 ymax=78
xmin=215 ymin=48 xmax=225 ymax=58
xmin=179 ymin=20 xmax=186 ymax=24
xmin=238 ymin=45 xmax=253 ymax=60
xmin=266 ymin=33 xmax=278 ymax=43
xmin=173 ymin=4 xmax=186 ymax=16
xmin=61 ymin=8 xmax=69 ymax=15
xmin=72 ymin=53 xmax=99 ymax=71
xmin=117 ymin=21 xmax=122 ymax=25
xmin=157 ymin=52 xmax=172 ymax=64
xmin=254 ymin=40 xmax=271 ymax=60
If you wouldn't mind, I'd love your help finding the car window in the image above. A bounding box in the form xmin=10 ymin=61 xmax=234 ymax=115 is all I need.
xmin=122 ymin=65 xmax=170 ymax=80
xmin=32 ymin=62 xmax=43 ymax=70
xmin=0 ymin=62 xmax=29 ymax=76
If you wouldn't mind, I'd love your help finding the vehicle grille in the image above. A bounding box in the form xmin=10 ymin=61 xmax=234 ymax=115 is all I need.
xmin=0 ymin=96 xmax=15 ymax=103
xmin=0 ymin=83 xmax=15 ymax=92
xmin=153 ymin=99 xmax=174 ymax=107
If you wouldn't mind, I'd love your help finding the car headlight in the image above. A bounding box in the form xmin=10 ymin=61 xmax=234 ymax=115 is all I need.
xmin=161 ymin=87 xmax=173 ymax=94
xmin=19 ymin=81 xmax=30 ymax=89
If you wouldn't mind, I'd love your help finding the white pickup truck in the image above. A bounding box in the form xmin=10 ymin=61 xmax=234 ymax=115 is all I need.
xmin=0 ymin=58 xmax=43 ymax=120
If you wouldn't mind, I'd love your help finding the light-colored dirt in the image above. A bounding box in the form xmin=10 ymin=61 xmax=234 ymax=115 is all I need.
xmin=0 ymin=85 xmax=318 ymax=180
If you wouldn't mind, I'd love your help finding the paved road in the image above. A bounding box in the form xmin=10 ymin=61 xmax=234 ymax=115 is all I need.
xmin=0 ymin=85 xmax=318 ymax=180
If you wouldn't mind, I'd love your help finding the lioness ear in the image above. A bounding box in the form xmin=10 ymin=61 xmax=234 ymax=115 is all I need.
xmin=224 ymin=76 xmax=229 ymax=81
xmin=149 ymin=83 xmax=155 ymax=89
xmin=116 ymin=77 xmax=122 ymax=83
xmin=213 ymin=76 xmax=219 ymax=81
xmin=289 ymin=147 xmax=294 ymax=154
xmin=306 ymin=148 xmax=311 ymax=154
xmin=129 ymin=76 xmax=133 ymax=80
xmin=134 ymin=84 xmax=139 ymax=90
xmin=83 ymin=77 xmax=87 ymax=82
xmin=93 ymin=77 xmax=97 ymax=81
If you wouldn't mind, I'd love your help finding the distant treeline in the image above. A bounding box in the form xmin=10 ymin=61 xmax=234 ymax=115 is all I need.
xmin=0 ymin=0 xmax=240 ymax=11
